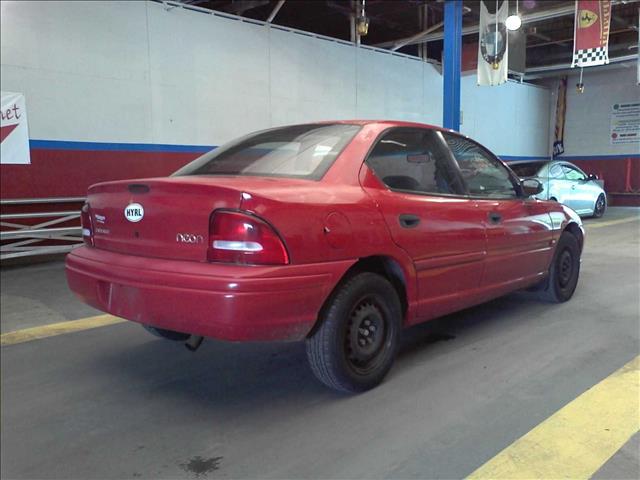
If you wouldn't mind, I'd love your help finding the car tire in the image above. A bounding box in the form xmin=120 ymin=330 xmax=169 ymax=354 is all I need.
xmin=143 ymin=324 xmax=191 ymax=341
xmin=306 ymin=272 xmax=402 ymax=393
xmin=538 ymin=232 xmax=581 ymax=303
xmin=592 ymin=193 xmax=606 ymax=218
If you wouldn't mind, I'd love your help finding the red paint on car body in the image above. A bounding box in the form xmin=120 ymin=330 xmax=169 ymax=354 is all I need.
xmin=66 ymin=121 xmax=583 ymax=341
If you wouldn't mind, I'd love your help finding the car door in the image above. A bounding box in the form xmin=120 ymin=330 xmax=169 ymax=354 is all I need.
xmin=443 ymin=133 xmax=554 ymax=290
xmin=361 ymin=127 xmax=488 ymax=322
xmin=561 ymin=163 xmax=595 ymax=214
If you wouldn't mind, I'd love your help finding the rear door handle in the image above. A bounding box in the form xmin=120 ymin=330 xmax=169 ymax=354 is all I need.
xmin=488 ymin=212 xmax=502 ymax=224
xmin=399 ymin=214 xmax=420 ymax=229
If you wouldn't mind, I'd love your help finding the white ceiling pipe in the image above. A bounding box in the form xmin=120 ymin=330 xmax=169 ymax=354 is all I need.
xmin=266 ymin=0 xmax=285 ymax=24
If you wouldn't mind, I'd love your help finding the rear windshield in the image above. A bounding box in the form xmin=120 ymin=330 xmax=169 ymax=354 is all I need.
xmin=509 ymin=161 xmax=545 ymax=178
xmin=173 ymin=123 xmax=361 ymax=180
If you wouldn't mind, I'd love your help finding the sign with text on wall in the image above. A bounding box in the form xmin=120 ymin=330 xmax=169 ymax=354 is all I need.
xmin=1 ymin=91 xmax=31 ymax=164
xmin=610 ymin=102 xmax=640 ymax=145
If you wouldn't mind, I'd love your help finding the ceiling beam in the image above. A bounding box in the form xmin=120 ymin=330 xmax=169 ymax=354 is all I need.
xmin=527 ymin=31 xmax=570 ymax=48
xmin=266 ymin=0 xmax=285 ymax=23
xmin=528 ymin=27 xmax=638 ymax=49
xmin=612 ymin=13 xmax=639 ymax=31
xmin=374 ymin=0 xmax=639 ymax=49
xmin=524 ymin=54 xmax=637 ymax=79
xmin=390 ymin=21 xmax=444 ymax=51
xmin=224 ymin=0 xmax=269 ymax=16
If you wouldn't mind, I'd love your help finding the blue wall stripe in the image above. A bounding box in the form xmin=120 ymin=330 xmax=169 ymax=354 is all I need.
xmin=554 ymin=154 xmax=640 ymax=160
xmin=29 ymin=139 xmax=214 ymax=153
xmin=26 ymin=139 xmax=639 ymax=161
xmin=502 ymin=155 xmax=640 ymax=162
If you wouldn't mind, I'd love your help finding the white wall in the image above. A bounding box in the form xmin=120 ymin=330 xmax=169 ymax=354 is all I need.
xmin=0 ymin=1 xmax=153 ymax=143
xmin=550 ymin=67 xmax=639 ymax=157
xmin=1 ymin=0 xmax=549 ymax=156
xmin=461 ymin=76 xmax=550 ymax=157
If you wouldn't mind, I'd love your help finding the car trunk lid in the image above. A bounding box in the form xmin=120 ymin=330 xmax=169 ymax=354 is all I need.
xmin=87 ymin=177 xmax=243 ymax=261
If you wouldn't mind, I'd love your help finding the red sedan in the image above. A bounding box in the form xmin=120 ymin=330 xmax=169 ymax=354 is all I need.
xmin=66 ymin=121 xmax=584 ymax=393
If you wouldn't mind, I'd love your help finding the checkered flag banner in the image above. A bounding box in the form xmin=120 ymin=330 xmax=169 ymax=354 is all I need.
xmin=572 ymin=0 xmax=612 ymax=68
xmin=573 ymin=47 xmax=609 ymax=66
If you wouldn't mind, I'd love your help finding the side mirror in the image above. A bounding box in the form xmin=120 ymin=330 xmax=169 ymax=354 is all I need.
xmin=588 ymin=173 xmax=598 ymax=180
xmin=521 ymin=178 xmax=543 ymax=197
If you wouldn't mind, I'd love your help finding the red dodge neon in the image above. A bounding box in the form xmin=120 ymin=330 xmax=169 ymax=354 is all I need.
xmin=66 ymin=121 xmax=584 ymax=392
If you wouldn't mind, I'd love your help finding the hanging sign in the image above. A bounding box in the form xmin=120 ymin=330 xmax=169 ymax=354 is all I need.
xmin=553 ymin=77 xmax=568 ymax=158
xmin=571 ymin=0 xmax=612 ymax=68
xmin=1 ymin=91 xmax=31 ymax=165
xmin=477 ymin=0 xmax=509 ymax=86
xmin=610 ymin=102 xmax=640 ymax=145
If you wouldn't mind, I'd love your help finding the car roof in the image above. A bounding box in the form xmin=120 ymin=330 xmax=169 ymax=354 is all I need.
xmin=304 ymin=119 xmax=460 ymax=138
xmin=314 ymin=119 xmax=449 ymax=132
xmin=508 ymin=159 xmax=549 ymax=165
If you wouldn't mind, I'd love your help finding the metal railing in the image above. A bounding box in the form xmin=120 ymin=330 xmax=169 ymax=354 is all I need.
xmin=1 ymin=197 xmax=85 ymax=261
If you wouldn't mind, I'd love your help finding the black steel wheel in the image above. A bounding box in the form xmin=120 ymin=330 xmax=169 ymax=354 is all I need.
xmin=306 ymin=272 xmax=401 ymax=393
xmin=593 ymin=194 xmax=606 ymax=218
xmin=538 ymin=232 xmax=581 ymax=303
xmin=346 ymin=299 xmax=388 ymax=376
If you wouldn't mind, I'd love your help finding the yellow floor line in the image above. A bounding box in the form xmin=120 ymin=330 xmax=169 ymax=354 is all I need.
xmin=586 ymin=216 xmax=640 ymax=229
xmin=467 ymin=355 xmax=640 ymax=480
xmin=1 ymin=314 xmax=125 ymax=346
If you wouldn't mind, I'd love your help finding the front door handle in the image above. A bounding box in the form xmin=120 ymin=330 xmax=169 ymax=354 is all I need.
xmin=399 ymin=214 xmax=420 ymax=229
xmin=488 ymin=212 xmax=502 ymax=224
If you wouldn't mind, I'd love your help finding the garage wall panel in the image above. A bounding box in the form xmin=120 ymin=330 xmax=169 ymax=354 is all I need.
xmin=545 ymin=68 xmax=640 ymax=198
xmin=1 ymin=0 xmax=552 ymax=198
xmin=461 ymin=77 xmax=550 ymax=158
xmin=0 ymin=0 xmax=152 ymax=143
xmin=146 ymin=5 xmax=272 ymax=145
xmin=0 ymin=0 xmax=149 ymax=80
xmin=560 ymin=68 xmax=639 ymax=157
xmin=269 ymin=28 xmax=356 ymax=126
xmin=356 ymin=51 xmax=437 ymax=124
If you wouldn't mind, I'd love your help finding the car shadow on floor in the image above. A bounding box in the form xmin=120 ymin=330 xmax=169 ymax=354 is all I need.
xmin=89 ymin=290 xmax=557 ymax=409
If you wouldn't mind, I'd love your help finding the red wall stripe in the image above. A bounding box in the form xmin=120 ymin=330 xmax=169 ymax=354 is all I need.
xmin=1 ymin=148 xmax=638 ymax=200
xmin=1 ymin=149 xmax=198 ymax=198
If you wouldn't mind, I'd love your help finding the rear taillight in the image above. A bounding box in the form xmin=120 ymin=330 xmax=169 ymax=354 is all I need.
xmin=80 ymin=203 xmax=94 ymax=246
xmin=208 ymin=210 xmax=289 ymax=265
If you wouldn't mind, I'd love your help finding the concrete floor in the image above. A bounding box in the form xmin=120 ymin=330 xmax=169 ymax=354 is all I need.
xmin=1 ymin=207 xmax=639 ymax=479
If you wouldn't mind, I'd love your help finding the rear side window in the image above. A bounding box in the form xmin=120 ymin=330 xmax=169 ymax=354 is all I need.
xmin=443 ymin=133 xmax=519 ymax=199
xmin=549 ymin=164 xmax=565 ymax=179
xmin=174 ymin=124 xmax=361 ymax=180
xmin=366 ymin=128 xmax=464 ymax=195
xmin=510 ymin=162 xmax=546 ymax=178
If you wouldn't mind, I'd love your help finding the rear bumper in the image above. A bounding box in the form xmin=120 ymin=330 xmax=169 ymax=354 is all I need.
xmin=66 ymin=247 xmax=354 ymax=341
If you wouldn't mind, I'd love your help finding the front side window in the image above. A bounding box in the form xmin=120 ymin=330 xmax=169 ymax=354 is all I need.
xmin=174 ymin=123 xmax=361 ymax=180
xmin=562 ymin=164 xmax=586 ymax=181
xmin=366 ymin=128 xmax=463 ymax=195
xmin=443 ymin=133 xmax=519 ymax=198
xmin=549 ymin=163 xmax=565 ymax=179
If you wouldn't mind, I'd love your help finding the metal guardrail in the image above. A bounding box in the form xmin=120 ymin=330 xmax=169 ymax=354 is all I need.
xmin=0 ymin=197 xmax=85 ymax=261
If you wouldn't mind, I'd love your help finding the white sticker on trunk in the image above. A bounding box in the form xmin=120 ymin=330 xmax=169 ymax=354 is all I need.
xmin=124 ymin=203 xmax=144 ymax=222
